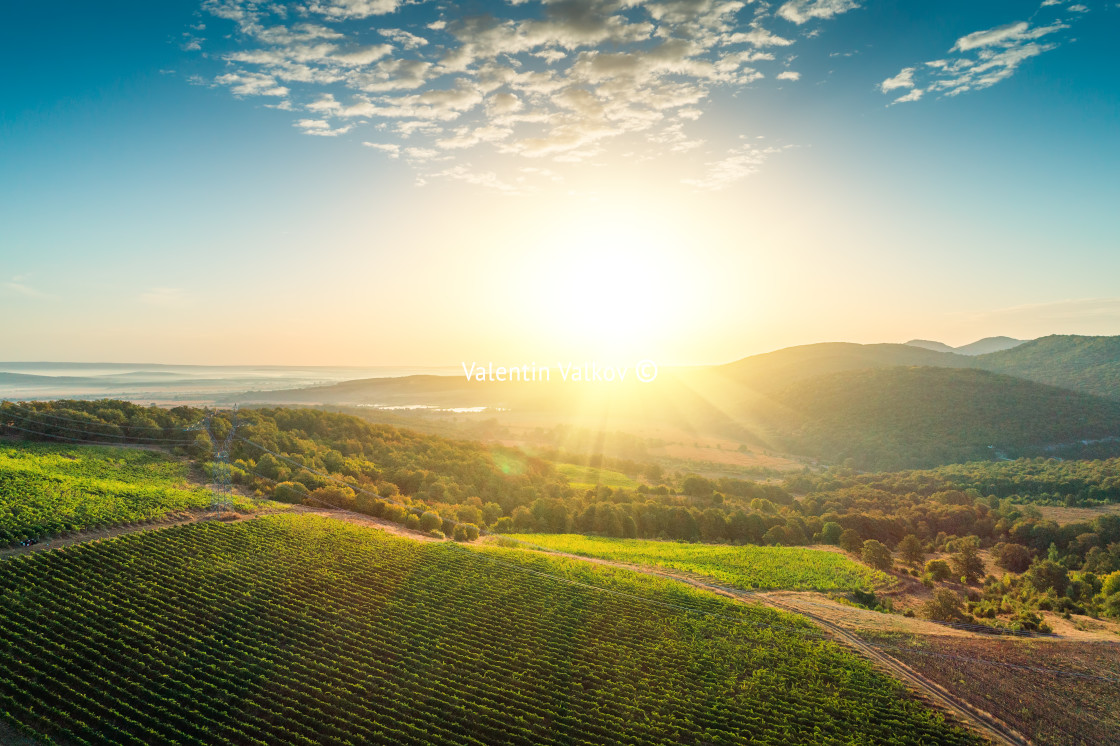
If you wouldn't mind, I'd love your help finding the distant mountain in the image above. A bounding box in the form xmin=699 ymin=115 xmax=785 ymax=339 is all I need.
xmin=905 ymin=339 xmax=957 ymax=354
xmin=718 ymin=342 xmax=973 ymax=390
xmin=976 ymin=335 xmax=1120 ymax=400
xmin=905 ymin=337 xmax=1025 ymax=356
xmin=956 ymin=336 xmax=1026 ymax=356
xmin=770 ymin=366 xmax=1120 ymax=470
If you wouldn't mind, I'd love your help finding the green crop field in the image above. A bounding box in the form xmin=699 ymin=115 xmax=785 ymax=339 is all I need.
xmin=555 ymin=462 xmax=640 ymax=489
xmin=510 ymin=534 xmax=890 ymax=591
xmin=0 ymin=441 xmax=224 ymax=546
xmin=0 ymin=515 xmax=977 ymax=745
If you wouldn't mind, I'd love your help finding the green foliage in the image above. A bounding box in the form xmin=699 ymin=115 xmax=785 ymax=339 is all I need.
xmin=839 ymin=529 xmax=863 ymax=554
xmin=773 ymin=367 xmax=1120 ymax=470
xmin=0 ymin=441 xmax=217 ymax=545
xmin=271 ymin=481 xmax=308 ymax=504
xmin=977 ymin=334 xmax=1120 ymax=400
xmin=898 ymin=534 xmax=925 ymax=566
xmin=554 ymin=463 xmax=639 ymax=489
xmin=0 ymin=516 xmax=980 ymax=745
xmin=860 ymin=540 xmax=893 ymax=572
xmin=452 ymin=522 xmax=480 ymax=542
xmin=924 ymin=559 xmax=952 ymax=582
xmin=923 ymin=588 xmax=970 ymax=623
xmin=511 ymin=534 xmax=890 ymax=591
xmin=950 ymin=537 xmax=984 ymax=585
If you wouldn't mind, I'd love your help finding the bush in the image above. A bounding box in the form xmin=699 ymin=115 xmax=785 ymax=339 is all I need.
xmin=419 ymin=511 xmax=442 ymax=533
xmin=861 ymin=540 xmax=893 ymax=572
xmin=272 ymin=481 xmax=309 ymax=504
xmin=924 ymin=559 xmax=952 ymax=582
xmin=839 ymin=529 xmax=862 ymax=554
xmin=924 ymin=588 xmax=969 ymax=623
xmin=453 ymin=523 xmax=480 ymax=542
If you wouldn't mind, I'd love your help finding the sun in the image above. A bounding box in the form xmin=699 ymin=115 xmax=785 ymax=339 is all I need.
xmin=517 ymin=204 xmax=694 ymax=360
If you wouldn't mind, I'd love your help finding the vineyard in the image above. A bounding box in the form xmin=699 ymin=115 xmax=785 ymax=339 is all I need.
xmin=0 ymin=515 xmax=979 ymax=745
xmin=0 ymin=441 xmax=224 ymax=546
xmin=511 ymin=533 xmax=890 ymax=591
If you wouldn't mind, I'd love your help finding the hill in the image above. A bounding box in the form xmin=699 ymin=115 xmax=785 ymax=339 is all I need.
xmin=770 ymin=367 xmax=1120 ymax=470
xmin=0 ymin=441 xmax=221 ymax=544
xmin=0 ymin=515 xmax=982 ymax=745
xmin=717 ymin=342 xmax=973 ymax=390
xmin=955 ymin=336 xmax=1025 ymax=355
xmin=976 ymin=334 xmax=1120 ymax=399
xmin=905 ymin=339 xmax=957 ymax=354
xmin=906 ymin=337 xmax=1025 ymax=356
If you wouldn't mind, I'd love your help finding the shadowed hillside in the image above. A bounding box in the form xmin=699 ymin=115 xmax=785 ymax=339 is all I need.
xmin=976 ymin=335 xmax=1120 ymax=399
xmin=771 ymin=367 xmax=1120 ymax=470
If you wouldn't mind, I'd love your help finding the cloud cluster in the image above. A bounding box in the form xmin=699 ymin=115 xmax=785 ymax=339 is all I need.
xmin=195 ymin=0 xmax=859 ymax=190
xmin=879 ymin=1 xmax=1086 ymax=104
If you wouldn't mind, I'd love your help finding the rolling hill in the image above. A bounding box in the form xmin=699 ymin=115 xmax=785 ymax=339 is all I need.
xmin=770 ymin=366 xmax=1120 ymax=470
xmin=975 ymin=334 xmax=1120 ymax=399
xmin=906 ymin=337 xmax=1025 ymax=356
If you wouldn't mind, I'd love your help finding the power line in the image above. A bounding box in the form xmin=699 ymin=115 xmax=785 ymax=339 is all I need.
xmin=232 ymin=436 xmax=1120 ymax=684
xmin=0 ymin=407 xmax=196 ymax=445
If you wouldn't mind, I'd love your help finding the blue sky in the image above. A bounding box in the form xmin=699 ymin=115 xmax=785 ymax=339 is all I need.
xmin=1 ymin=0 xmax=1118 ymax=365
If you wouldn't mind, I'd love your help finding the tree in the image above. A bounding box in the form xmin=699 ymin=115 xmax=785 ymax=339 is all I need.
xmin=839 ymin=529 xmax=863 ymax=554
xmin=950 ymin=537 xmax=985 ymax=584
xmin=861 ymin=540 xmax=894 ymax=572
xmin=453 ymin=523 xmax=480 ymax=542
xmin=924 ymin=559 xmax=952 ymax=582
xmin=818 ymin=521 xmax=843 ymax=545
xmin=923 ymin=588 xmax=969 ymax=622
xmin=898 ymin=534 xmax=925 ymax=566
xmin=419 ymin=511 xmax=442 ymax=533
xmin=681 ymin=475 xmax=714 ymax=498
xmin=1025 ymin=559 xmax=1069 ymax=596
xmin=992 ymin=542 xmax=1032 ymax=573
xmin=272 ymin=481 xmax=308 ymax=504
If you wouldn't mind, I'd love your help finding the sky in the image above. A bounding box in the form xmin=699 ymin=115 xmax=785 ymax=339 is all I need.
xmin=1 ymin=0 xmax=1118 ymax=366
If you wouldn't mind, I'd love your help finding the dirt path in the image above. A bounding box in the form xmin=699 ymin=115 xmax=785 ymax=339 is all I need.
xmin=0 ymin=512 xmax=1029 ymax=744
xmin=0 ymin=504 xmax=444 ymax=560
xmin=504 ymin=543 xmax=1028 ymax=746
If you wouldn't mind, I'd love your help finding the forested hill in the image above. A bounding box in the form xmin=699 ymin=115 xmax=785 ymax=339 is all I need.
xmin=717 ymin=342 xmax=974 ymax=389
xmin=770 ymin=367 xmax=1120 ymax=470
xmin=975 ymin=335 xmax=1120 ymax=400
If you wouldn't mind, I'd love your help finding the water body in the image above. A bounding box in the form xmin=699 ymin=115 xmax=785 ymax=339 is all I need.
xmin=0 ymin=362 xmax=459 ymax=403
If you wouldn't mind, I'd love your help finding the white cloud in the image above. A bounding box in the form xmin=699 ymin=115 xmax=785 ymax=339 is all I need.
xmin=880 ymin=6 xmax=1082 ymax=103
xmin=777 ymin=0 xmax=860 ymax=25
xmin=199 ymin=0 xmax=834 ymax=188
xmin=295 ymin=118 xmax=353 ymax=135
xmin=214 ymin=71 xmax=289 ymax=97
xmin=683 ymin=141 xmax=784 ymax=189
xmin=879 ymin=66 xmax=915 ymax=92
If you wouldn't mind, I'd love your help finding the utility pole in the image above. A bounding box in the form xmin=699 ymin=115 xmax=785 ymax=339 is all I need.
xmin=201 ymin=407 xmax=239 ymax=516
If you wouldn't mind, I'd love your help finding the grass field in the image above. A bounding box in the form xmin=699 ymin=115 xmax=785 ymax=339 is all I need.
xmin=0 ymin=441 xmax=234 ymax=545
xmin=0 ymin=515 xmax=978 ymax=745
xmin=510 ymin=534 xmax=891 ymax=591
xmin=555 ymin=462 xmax=640 ymax=489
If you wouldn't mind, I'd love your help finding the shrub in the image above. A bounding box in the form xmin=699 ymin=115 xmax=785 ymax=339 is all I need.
xmin=861 ymin=540 xmax=893 ymax=572
xmin=924 ymin=559 xmax=952 ymax=582
xmin=419 ymin=511 xmax=442 ymax=533
xmin=272 ymin=481 xmax=309 ymax=504
xmin=453 ymin=523 xmax=480 ymax=542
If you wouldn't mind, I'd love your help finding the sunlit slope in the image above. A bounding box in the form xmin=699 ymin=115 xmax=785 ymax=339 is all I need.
xmin=0 ymin=515 xmax=981 ymax=746
xmin=976 ymin=334 xmax=1120 ymax=400
xmin=0 ymin=441 xmax=216 ymax=545
xmin=772 ymin=367 xmax=1120 ymax=470
xmin=511 ymin=534 xmax=890 ymax=591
